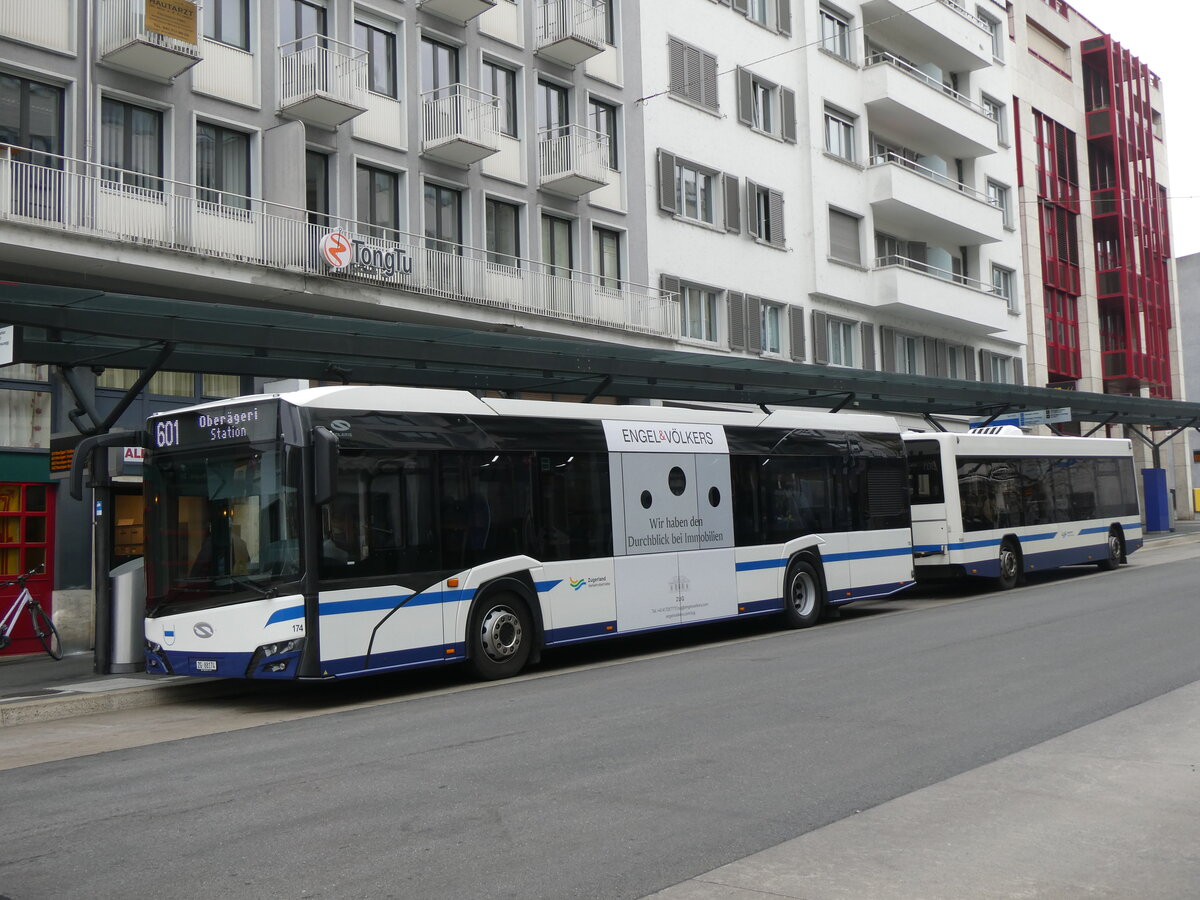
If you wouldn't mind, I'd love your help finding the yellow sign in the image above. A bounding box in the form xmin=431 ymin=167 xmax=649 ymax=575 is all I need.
xmin=144 ymin=0 xmax=197 ymax=44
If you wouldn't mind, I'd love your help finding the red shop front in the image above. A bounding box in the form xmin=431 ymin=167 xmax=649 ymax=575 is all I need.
xmin=1 ymin=482 xmax=55 ymax=657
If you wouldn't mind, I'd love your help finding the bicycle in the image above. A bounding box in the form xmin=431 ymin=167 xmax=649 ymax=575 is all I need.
xmin=0 ymin=567 xmax=62 ymax=660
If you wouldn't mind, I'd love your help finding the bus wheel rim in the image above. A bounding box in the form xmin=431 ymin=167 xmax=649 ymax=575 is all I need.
xmin=1000 ymin=546 xmax=1017 ymax=579
xmin=480 ymin=606 xmax=522 ymax=662
xmin=791 ymin=572 xmax=816 ymax=617
xmin=1108 ymin=533 xmax=1121 ymax=562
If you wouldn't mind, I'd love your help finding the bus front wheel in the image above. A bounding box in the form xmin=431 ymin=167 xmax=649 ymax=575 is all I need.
xmin=1098 ymin=528 xmax=1123 ymax=571
xmin=782 ymin=557 xmax=824 ymax=629
xmin=468 ymin=592 xmax=533 ymax=680
xmin=997 ymin=539 xmax=1021 ymax=590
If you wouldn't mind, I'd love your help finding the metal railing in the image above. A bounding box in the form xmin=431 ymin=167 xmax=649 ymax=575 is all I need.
xmin=874 ymin=254 xmax=999 ymax=295
xmin=937 ymin=0 xmax=991 ymax=31
xmin=869 ymin=152 xmax=1000 ymax=207
xmin=865 ymin=51 xmax=996 ymax=120
xmin=421 ymin=84 xmax=501 ymax=152
xmin=0 ymin=147 xmax=677 ymax=339
xmin=535 ymin=0 xmax=607 ymax=50
xmin=538 ymin=124 xmax=610 ymax=186
xmin=279 ymin=35 xmax=367 ymax=110
xmin=1 ymin=0 xmax=74 ymax=53
xmin=98 ymin=0 xmax=202 ymax=57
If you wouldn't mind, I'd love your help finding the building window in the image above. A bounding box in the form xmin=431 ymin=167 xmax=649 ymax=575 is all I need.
xmin=486 ymin=198 xmax=520 ymax=268
xmin=978 ymin=9 xmax=1004 ymax=60
xmin=895 ymin=332 xmax=924 ymax=375
xmin=280 ymin=0 xmax=327 ymax=48
xmin=750 ymin=183 xmax=785 ymax=248
xmin=667 ymin=38 xmax=719 ymax=112
xmin=989 ymin=354 xmax=1012 ymax=383
xmin=991 ymin=264 xmax=1016 ymax=311
xmin=306 ymin=150 xmax=329 ymax=228
xmin=824 ymin=106 xmax=855 ymax=161
xmin=537 ymin=79 xmax=570 ymax=138
xmin=357 ymin=164 xmax=399 ymax=240
xmin=819 ymin=5 xmax=851 ymax=60
xmin=828 ymin=318 xmax=856 ymax=367
xmin=424 ymin=182 xmax=462 ymax=254
xmin=676 ymin=162 xmax=715 ymax=225
xmin=483 ymin=60 xmax=518 ymax=137
xmin=421 ymin=36 xmax=459 ymax=95
xmin=987 ymin=179 xmax=1011 ymax=226
xmin=593 ymin=226 xmax=621 ymax=289
xmin=946 ymin=344 xmax=964 ymax=379
xmin=100 ymin=98 xmax=163 ymax=191
xmin=762 ymin=303 xmax=782 ymax=354
xmin=747 ymin=0 xmax=770 ymax=27
xmin=355 ymin=20 xmax=398 ymax=98
xmin=681 ymin=285 xmax=718 ymax=342
xmin=588 ymin=98 xmax=618 ymax=169
xmin=828 ymin=209 xmax=861 ymax=265
xmin=0 ymin=74 xmax=64 ymax=161
xmin=205 ymin=0 xmax=249 ymax=50
xmin=196 ymin=122 xmax=250 ymax=209
xmin=982 ymin=94 xmax=1006 ymax=145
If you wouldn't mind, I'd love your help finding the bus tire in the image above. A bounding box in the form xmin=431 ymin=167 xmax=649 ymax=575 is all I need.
xmin=781 ymin=557 xmax=824 ymax=629
xmin=1098 ymin=527 xmax=1123 ymax=571
xmin=467 ymin=591 xmax=533 ymax=680
xmin=997 ymin=538 xmax=1021 ymax=590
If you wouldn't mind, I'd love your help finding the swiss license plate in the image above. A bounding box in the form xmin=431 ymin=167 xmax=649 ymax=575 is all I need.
xmin=195 ymin=659 xmax=217 ymax=672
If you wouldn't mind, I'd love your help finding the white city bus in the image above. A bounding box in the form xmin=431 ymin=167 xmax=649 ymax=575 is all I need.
xmin=142 ymin=386 xmax=915 ymax=681
xmin=904 ymin=428 xmax=1143 ymax=589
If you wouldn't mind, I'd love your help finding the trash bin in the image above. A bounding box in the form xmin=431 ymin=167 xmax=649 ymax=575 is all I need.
xmin=110 ymin=557 xmax=146 ymax=673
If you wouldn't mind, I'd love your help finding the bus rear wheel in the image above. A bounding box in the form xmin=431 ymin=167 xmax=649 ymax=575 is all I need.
xmin=1098 ymin=528 xmax=1123 ymax=571
xmin=997 ymin=538 xmax=1021 ymax=590
xmin=468 ymin=592 xmax=533 ymax=680
xmin=782 ymin=558 xmax=824 ymax=629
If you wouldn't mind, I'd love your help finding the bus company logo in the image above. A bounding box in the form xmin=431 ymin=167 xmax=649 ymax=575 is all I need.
xmin=193 ymin=622 xmax=214 ymax=639
xmin=569 ymin=578 xmax=586 ymax=591
xmin=319 ymin=231 xmax=352 ymax=269
xmin=163 ymin=627 xmax=176 ymax=646
xmin=568 ymin=576 xmax=610 ymax=591
xmin=329 ymin=419 xmax=352 ymax=433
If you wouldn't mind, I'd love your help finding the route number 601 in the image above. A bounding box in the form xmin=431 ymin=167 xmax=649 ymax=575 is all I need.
xmin=155 ymin=419 xmax=181 ymax=448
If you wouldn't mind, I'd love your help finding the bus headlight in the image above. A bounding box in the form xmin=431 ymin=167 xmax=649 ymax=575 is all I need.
xmin=247 ymin=638 xmax=305 ymax=678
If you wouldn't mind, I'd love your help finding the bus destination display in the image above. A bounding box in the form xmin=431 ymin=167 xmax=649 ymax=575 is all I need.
xmin=152 ymin=403 xmax=278 ymax=449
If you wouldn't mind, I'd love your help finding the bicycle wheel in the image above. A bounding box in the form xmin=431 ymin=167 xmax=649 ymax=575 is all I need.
xmin=29 ymin=603 xmax=63 ymax=660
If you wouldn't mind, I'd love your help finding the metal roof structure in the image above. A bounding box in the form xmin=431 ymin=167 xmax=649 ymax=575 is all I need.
xmin=4 ymin=281 xmax=1198 ymax=431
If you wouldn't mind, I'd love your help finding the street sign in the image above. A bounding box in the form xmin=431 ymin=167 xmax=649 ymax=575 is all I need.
xmin=970 ymin=407 xmax=1072 ymax=429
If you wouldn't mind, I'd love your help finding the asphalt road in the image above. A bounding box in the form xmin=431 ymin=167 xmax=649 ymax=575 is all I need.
xmin=2 ymin=546 xmax=1200 ymax=899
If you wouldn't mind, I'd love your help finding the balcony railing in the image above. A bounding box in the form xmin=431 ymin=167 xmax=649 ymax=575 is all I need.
xmin=97 ymin=0 xmax=203 ymax=81
xmin=535 ymin=0 xmax=607 ymax=66
xmin=938 ymin=0 xmax=992 ymax=32
xmin=869 ymin=153 xmax=999 ymax=207
xmin=279 ymin=35 xmax=368 ymax=129
xmin=865 ymin=52 xmax=996 ymax=120
xmin=0 ymin=147 xmax=677 ymax=340
xmin=537 ymin=125 xmax=610 ymax=196
xmin=874 ymin=254 xmax=999 ymax=295
xmin=421 ymin=84 xmax=501 ymax=166
xmin=1 ymin=0 xmax=74 ymax=53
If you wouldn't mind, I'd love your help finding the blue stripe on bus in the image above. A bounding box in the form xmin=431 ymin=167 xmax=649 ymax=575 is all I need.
xmin=265 ymin=605 xmax=305 ymax=626
xmin=535 ymin=579 xmax=563 ymax=593
xmin=736 ymin=545 xmax=912 ymax=570
xmin=315 ymin=588 xmax=477 ymax=619
xmin=736 ymin=559 xmax=788 ymax=571
xmin=738 ymin=597 xmax=785 ymax=615
xmin=545 ymin=621 xmax=618 ymax=644
xmin=323 ymin=643 xmax=463 ymax=678
xmin=828 ymin=580 xmax=915 ymax=604
xmin=913 ymin=544 xmax=945 ymax=554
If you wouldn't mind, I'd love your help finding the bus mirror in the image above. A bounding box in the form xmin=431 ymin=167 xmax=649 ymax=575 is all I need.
xmin=312 ymin=426 xmax=339 ymax=505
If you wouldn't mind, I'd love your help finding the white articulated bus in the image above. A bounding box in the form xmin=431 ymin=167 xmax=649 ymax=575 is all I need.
xmin=904 ymin=428 xmax=1143 ymax=589
xmin=142 ymin=387 xmax=915 ymax=681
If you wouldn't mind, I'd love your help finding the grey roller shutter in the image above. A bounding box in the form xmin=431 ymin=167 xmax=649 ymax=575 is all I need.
xmin=812 ymin=311 xmax=829 ymax=365
xmin=747 ymin=296 xmax=763 ymax=353
xmin=964 ymin=346 xmax=977 ymax=381
xmin=781 ymin=88 xmax=797 ymax=143
xmin=829 ymin=210 xmax=861 ymax=264
xmin=979 ymin=350 xmax=993 ymax=382
xmin=724 ymin=173 xmax=740 ymax=233
xmin=661 ymin=274 xmax=681 ymax=300
xmin=736 ymin=67 xmax=753 ymax=126
xmin=657 ymin=149 xmax=677 ymax=213
xmin=860 ymin=322 xmax=875 ymax=370
xmin=880 ymin=326 xmax=896 ymax=372
xmin=1014 ymin=358 xmax=1025 ymax=385
xmin=788 ymin=306 xmax=805 ymax=361
xmin=777 ymin=0 xmax=792 ymax=36
xmin=927 ymin=339 xmax=942 ymax=377
xmin=727 ymin=292 xmax=746 ymax=350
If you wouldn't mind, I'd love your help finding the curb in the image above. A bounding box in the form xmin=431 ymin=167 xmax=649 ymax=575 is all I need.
xmin=0 ymin=679 xmax=245 ymax=728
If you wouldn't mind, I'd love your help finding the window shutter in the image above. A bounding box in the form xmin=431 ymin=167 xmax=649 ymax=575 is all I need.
xmin=1014 ymin=358 xmax=1025 ymax=385
xmin=668 ymin=39 xmax=686 ymax=97
xmin=657 ymin=149 xmax=677 ymax=213
xmin=684 ymin=46 xmax=704 ymax=104
xmin=768 ymin=189 xmax=784 ymax=247
xmin=747 ymin=296 xmax=762 ymax=353
xmin=829 ymin=210 xmax=861 ymax=264
xmin=880 ymin=327 xmax=896 ymax=372
xmin=736 ymin=67 xmax=753 ymax=126
xmin=979 ymin=350 xmax=993 ymax=382
xmin=661 ymin=274 xmax=681 ymax=300
xmin=727 ymin=292 xmax=746 ymax=350
xmin=746 ymin=179 xmax=759 ymax=238
xmin=788 ymin=305 xmax=805 ymax=361
xmin=732 ymin=0 xmax=749 ymax=14
xmin=964 ymin=345 xmax=977 ymax=381
xmin=812 ymin=311 xmax=829 ymax=365
xmin=928 ymin=339 xmax=943 ymax=377
xmin=701 ymin=51 xmax=719 ymax=111
xmin=860 ymin=322 xmax=875 ymax=370
xmin=781 ymin=88 xmax=797 ymax=143
xmin=777 ymin=0 xmax=792 ymax=36
xmin=723 ymin=173 xmax=740 ymax=233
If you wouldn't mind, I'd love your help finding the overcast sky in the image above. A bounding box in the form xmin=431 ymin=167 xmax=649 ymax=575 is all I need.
xmin=1068 ymin=0 xmax=1200 ymax=259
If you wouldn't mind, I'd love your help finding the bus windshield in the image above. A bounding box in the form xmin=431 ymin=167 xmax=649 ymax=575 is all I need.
xmin=144 ymin=445 xmax=301 ymax=615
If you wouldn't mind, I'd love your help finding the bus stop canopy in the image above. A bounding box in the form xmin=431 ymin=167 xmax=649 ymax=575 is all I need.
xmin=3 ymin=281 xmax=1198 ymax=432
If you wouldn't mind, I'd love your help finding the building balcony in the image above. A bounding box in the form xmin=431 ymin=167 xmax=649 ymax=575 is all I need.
xmin=0 ymin=148 xmax=679 ymax=340
xmin=97 ymin=0 xmax=203 ymax=82
xmin=537 ymin=125 xmax=610 ymax=197
xmin=278 ymin=36 xmax=368 ymax=130
xmin=871 ymin=256 xmax=1011 ymax=334
xmin=421 ymin=85 xmax=501 ymax=167
xmin=535 ymin=0 xmax=607 ymax=67
xmin=863 ymin=54 xmax=997 ymax=159
xmin=861 ymin=0 xmax=993 ymax=71
xmin=1 ymin=0 xmax=74 ymax=53
xmin=416 ymin=0 xmax=496 ymax=25
xmin=867 ymin=155 xmax=1004 ymax=246
xmin=193 ymin=38 xmax=257 ymax=107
